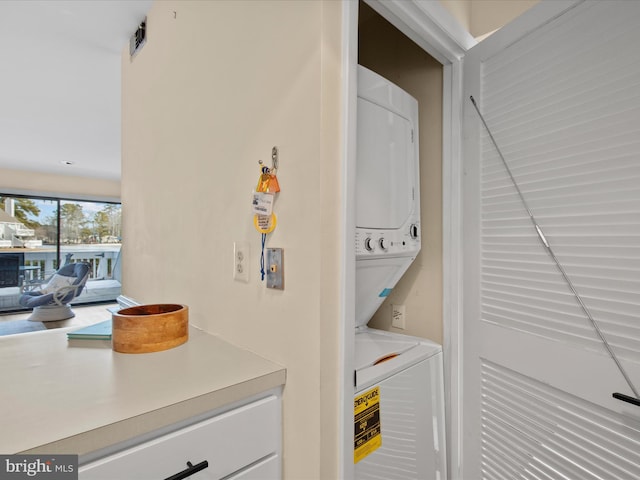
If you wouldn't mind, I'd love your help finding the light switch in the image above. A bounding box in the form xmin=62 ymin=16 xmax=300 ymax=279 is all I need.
xmin=266 ymin=248 xmax=284 ymax=290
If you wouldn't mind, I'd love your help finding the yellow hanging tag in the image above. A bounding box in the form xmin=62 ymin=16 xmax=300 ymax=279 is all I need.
xmin=254 ymin=213 xmax=277 ymax=234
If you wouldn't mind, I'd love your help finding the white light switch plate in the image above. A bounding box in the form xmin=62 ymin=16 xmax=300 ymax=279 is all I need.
xmin=266 ymin=248 xmax=284 ymax=290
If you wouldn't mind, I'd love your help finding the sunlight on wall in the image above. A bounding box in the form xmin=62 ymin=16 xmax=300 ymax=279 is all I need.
xmin=440 ymin=0 xmax=540 ymax=39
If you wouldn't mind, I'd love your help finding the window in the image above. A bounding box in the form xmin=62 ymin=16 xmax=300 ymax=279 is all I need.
xmin=0 ymin=194 xmax=121 ymax=312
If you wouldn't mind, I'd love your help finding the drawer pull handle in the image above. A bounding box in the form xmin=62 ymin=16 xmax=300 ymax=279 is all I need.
xmin=164 ymin=460 xmax=209 ymax=480
xmin=613 ymin=392 xmax=640 ymax=407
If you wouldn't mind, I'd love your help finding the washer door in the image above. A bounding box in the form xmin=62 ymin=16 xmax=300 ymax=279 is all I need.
xmin=354 ymin=356 xmax=447 ymax=480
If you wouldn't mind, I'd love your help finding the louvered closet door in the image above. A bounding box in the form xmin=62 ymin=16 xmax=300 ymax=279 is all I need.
xmin=462 ymin=1 xmax=640 ymax=478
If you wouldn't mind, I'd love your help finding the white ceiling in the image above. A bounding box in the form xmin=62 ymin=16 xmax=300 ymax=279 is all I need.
xmin=0 ymin=0 xmax=152 ymax=181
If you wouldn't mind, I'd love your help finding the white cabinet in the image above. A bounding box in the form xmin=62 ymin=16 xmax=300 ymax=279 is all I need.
xmin=226 ymin=455 xmax=280 ymax=479
xmin=79 ymin=395 xmax=281 ymax=480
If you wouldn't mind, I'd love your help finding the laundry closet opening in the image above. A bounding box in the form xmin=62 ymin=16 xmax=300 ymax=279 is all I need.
xmin=358 ymin=1 xmax=444 ymax=344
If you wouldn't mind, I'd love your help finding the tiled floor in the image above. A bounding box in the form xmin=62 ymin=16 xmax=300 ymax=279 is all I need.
xmin=0 ymin=303 xmax=117 ymax=335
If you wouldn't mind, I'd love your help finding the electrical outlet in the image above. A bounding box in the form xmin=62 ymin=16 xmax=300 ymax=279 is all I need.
xmin=233 ymin=242 xmax=249 ymax=283
xmin=391 ymin=304 xmax=405 ymax=329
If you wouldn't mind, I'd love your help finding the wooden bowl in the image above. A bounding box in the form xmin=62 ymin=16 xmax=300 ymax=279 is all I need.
xmin=112 ymin=304 xmax=188 ymax=354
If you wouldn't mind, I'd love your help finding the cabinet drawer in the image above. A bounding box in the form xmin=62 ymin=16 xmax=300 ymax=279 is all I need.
xmin=227 ymin=454 xmax=280 ymax=480
xmin=79 ymin=395 xmax=280 ymax=479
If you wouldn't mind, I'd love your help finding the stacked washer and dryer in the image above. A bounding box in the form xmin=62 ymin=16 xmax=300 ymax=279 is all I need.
xmin=354 ymin=65 xmax=447 ymax=480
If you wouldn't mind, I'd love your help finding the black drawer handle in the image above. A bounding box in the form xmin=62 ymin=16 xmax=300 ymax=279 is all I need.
xmin=613 ymin=392 xmax=640 ymax=407
xmin=164 ymin=460 xmax=209 ymax=480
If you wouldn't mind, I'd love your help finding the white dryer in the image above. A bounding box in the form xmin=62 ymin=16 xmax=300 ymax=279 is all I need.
xmin=355 ymin=65 xmax=421 ymax=326
xmin=354 ymin=66 xmax=447 ymax=480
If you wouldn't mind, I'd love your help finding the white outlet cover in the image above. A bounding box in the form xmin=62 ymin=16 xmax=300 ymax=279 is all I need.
xmin=233 ymin=242 xmax=250 ymax=283
xmin=391 ymin=304 xmax=405 ymax=329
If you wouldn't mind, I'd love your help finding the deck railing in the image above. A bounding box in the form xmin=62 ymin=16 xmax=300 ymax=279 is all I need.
xmin=0 ymin=245 xmax=121 ymax=312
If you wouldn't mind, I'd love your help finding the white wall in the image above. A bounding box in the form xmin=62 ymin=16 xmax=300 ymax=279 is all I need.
xmin=469 ymin=0 xmax=539 ymax=37
xmin=121 ymin=1 xmax=342 ymax=478
xmin=440 ymin=0 xmax=539 ymax=38
xmin=439 ymin=0 xmax=472 ymax=34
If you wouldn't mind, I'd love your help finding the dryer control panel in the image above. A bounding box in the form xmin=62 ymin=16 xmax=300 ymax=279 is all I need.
xmin=355 ymin=223 xmax=420 ymax=258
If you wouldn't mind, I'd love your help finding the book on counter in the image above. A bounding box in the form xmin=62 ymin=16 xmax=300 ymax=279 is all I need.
xmin=67 ymin=319 xmax=112 ymax=347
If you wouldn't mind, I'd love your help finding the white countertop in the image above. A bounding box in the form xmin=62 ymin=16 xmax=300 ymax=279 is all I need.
xmin=0 ymin=326 xmax=285 ymax=455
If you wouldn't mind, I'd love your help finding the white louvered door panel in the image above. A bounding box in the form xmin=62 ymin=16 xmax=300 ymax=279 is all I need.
xmin=462 ymin=1 xmax=640 ymax=478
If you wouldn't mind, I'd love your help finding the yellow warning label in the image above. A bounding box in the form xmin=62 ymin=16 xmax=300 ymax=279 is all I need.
xmin=354 ymin=386 xmax=381 ymax=464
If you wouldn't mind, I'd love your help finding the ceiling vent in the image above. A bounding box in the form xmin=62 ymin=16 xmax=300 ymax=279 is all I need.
xmin=129 ymin=18 xmax=146 ymax=58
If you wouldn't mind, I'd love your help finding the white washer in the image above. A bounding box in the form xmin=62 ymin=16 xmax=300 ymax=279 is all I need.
xmin=354 ymin=329 xmax=447 ymax=480
xmin=354 ymin=66 xmax=447 ymax=480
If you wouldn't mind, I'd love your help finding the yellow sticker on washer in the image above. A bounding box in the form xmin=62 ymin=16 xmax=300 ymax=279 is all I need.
xmin=354 ymin=386 xmax=381 ymax=464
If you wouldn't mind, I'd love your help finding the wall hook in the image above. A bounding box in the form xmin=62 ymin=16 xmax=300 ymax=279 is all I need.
xmin=259 ymin=146 xmax=279 ymax=173
xmin=271 ymin=146 xmax=279 ymax=171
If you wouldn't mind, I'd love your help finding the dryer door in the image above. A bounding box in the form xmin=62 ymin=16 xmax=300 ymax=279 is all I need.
xmin=356 ymin=96 xmax=415 ymax=230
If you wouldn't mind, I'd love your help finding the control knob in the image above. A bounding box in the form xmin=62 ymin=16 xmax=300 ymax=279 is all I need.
xmin=409 ymin=224 xmax=419 ymax=239
xmin=364 ymin=237 xmax=374 ymax=252
xmin=378 ymin=238 xmax=388 ymax=251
